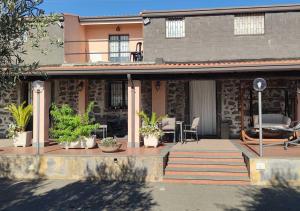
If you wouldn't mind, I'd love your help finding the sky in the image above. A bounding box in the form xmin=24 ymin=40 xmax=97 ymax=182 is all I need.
xmin=41 ymin=0 xmax=300 ymax=16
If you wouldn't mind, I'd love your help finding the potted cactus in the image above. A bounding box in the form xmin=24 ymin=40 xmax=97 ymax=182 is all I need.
xmin=138 ymin=111 xmax=165 ymax=148
xmin=6 ymin=102 xmax=33 ymax=147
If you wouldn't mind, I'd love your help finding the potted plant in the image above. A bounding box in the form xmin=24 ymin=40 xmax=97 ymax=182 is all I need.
xmin=138 ymin=111 xmax=165 ymax=148
xmin=5 ymin=102 xmax=33 ymax=147
xmin=50 ymin=102 xmax=100 ymax=149
xmin=98 ymin=137 xmax=122 ymax=153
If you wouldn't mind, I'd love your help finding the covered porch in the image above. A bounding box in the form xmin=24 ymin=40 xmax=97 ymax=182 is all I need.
xmin=1 ymin=59 xmax=300 ymax=149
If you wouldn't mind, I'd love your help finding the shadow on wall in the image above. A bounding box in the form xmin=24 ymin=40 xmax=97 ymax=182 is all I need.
xmin=0 ymin=155 xmax=41 ymax=179
xmin=85 ymin=157 xmax=148 ymax=182
xmin=217 ymin=177 xmax=300 ymax=211
xmin=0 ymin=157 xmax=154 ymax=210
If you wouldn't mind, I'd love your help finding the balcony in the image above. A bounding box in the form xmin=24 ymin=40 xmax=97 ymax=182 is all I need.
xmin=64 ymin=37 xmax=143 ymax=64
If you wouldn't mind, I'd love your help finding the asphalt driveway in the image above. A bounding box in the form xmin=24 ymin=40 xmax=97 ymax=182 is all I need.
xmin=0 ymin=179 xmax=299 ymax=211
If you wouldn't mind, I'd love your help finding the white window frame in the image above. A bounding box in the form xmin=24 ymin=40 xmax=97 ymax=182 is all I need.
xmin=166 ymin=17 xmax=185 ymax=38
xmin=234 ymin=13 xmax=265 ymax=35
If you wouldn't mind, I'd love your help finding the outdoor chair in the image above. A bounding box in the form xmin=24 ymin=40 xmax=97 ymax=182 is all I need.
xmin=275 ymin=121 xmax=300 ymax=149
xmin=183 ymin=117 xmax=200 ymax=143
xmin=161 ymin=117 xmax=176 ymax=143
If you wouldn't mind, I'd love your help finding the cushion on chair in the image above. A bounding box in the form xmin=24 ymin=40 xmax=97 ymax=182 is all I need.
xmin=253 ymin=114 xmax=291 ymax=129
xmin=191 ymin=117 xmax=200 ymax=130
xmin=162 ymin=118 xmax=176 ymax=131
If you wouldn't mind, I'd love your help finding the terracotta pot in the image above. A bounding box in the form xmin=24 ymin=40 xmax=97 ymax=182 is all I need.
xmin=98 ymin=143 xmax=122 ymax=153
xmin=144 ymin=135 xmax=159 ymax=148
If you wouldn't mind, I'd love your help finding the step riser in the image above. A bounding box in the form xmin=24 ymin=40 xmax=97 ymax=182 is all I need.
xmin=169 ymin=158 xmax=244 ymax=162
xmin=167 ymin=164 xmax=247 ymax=169
xmin=165 ymin=150 xmax=249 ymax=185
xmin=163 ymin=179 xmax=250 ymax=185
xmin=165 ymin=171 xmax=248 ymax=177
xmin=170 ymin=152 xmax=242 ymax=157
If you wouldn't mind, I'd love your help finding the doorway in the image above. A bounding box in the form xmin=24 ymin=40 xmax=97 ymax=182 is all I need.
xmin=189 ymin=80 xmax=217 ymax=136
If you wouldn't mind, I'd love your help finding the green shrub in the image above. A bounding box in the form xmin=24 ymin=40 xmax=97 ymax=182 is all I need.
xmin=50 ymin=102 xmax=100 ymax=143
xmin=138 ymin=111 xmax=165 ymax=139
xmin=5 ymin=102 xmax=33 ymax=132
xmin=5 ymin=102 xmax=32 ymax=139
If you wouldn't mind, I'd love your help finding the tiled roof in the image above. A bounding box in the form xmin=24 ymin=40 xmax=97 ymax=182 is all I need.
xmin=39 ymin=59 xmax=300 ymax=72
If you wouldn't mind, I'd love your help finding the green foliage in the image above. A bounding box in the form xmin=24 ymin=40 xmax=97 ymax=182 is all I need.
xmin=138 ymin=111 xmax=165 ymax=138
xmin=50 ymin=102 xmax=100 ymax=144
xmin=100 ymin=137 xmax=118 ymax=147
xmin=5 ymin=101 xmax=32 ymax=132
xmin=0 ymin=0 xmax=62 ymax=90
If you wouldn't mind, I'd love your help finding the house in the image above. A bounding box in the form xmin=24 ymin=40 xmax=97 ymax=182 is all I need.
xmin=1 ymin=4 xmax=300 ymax=149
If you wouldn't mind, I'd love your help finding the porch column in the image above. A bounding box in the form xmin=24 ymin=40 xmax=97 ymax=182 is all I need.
xmin=78 ymin=80 xmax=88 ymax=115
xmin=32 ymin=81 xmax=51 ymax=147
xmin=152 ymin=81 xmax=167 ymax=116
xmin=128 ymin=80 xmax=141 ymax=148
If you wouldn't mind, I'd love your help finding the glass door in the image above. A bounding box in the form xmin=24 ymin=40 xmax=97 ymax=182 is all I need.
xmin=109 ymin=35 xmax=130 ymax=62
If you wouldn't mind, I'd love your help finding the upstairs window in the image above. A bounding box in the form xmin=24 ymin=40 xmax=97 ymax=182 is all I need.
xmin=166 ymin=18 xmax=185 ymax=38
xmin=109 ymin=35 xmax=130 ymax=62
xmin=234 ymin=13 xmax=265 ymax=35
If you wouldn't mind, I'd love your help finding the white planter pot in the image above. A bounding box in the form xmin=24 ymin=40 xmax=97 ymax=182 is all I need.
xmin=64 ymin=135 xmax=96 ymax=149
xmin=144 ymin=135 xmax=159 ymax=148
xmin=13 ymin=131 xmax=33 ymax=147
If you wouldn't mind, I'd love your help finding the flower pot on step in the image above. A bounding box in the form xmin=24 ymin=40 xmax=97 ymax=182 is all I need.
xmin=144 ymin=135 xmax=159 ymax=148
xmin=98 ymin=143 xmax=122 ymax=153
xmin=13 ymin=131 xmax=32 ymax=147
xmin=63 ymin=135 xmax=96 ymax=149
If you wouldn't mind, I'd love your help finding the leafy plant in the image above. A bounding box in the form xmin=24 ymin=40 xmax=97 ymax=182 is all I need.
xmin=50 ymin=102 xmax=100 ymax=143
xmin=7 ymin=123 xmax=18 ymax=139
xmin=100 ymin=137 xmax=118 ymax=147
xmin=0 ymin=0 xmax=62 ymax=90
xmin=5 ymin=102 xmax=33 ymax=132
xmin=138 ymin=111 xmax=165 ymax=138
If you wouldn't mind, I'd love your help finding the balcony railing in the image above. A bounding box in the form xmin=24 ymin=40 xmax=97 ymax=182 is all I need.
xmin=64 ymin=38 xmax=143 ymax=64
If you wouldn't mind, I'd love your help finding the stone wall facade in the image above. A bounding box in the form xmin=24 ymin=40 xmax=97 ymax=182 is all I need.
xmin=220 ymin=79 xmax=297 ymax=138
xmin=88 ymin=80 xmax=127 ymax=137
xmin=54 ymin=80 xmax=79 ymax=112
xmin=166 ymin=81 xmax=189 ymax=122
xmin=0 ymin=87 xmax=19 ymax=138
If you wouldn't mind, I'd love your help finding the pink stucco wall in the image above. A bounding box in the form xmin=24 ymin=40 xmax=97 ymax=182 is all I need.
xmin=64 ymin=14 xmax=143 ymax=63
xmin=64 ymin=14 xmax=87 ymax=63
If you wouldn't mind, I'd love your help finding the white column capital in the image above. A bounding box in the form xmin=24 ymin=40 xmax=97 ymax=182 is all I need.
xmin=32 ymin=80 xmax=45 ymax=93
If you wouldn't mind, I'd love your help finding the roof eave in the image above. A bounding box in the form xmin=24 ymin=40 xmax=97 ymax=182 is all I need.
xmin=141 ymin=4 xmax=300 ymax=17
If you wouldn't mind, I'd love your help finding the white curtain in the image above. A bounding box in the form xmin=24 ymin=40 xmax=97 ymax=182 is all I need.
xmin=190 ymin=80 xmax=217 ymax=136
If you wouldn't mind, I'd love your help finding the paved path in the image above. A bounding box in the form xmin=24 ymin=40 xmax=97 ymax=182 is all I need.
xmin=1 ymin=179 xmax=300 ymax=211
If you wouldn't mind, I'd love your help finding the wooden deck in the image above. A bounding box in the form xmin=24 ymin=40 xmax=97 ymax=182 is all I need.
xmin=242 ymin=142 xmax=300 ymax=157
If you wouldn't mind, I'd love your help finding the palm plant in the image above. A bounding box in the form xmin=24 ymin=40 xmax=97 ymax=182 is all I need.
xmin=138 ymin=111 xmax=166 ymax=138
xmin=5 ymin=102 xmax=33 ymax=132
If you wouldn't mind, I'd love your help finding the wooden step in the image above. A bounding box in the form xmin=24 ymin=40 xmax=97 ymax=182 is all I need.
xmin=169 ymin=157 xmax=244 ymax=162
xmin=165 ymin=167 xmax=248 ymax=173
xmin=163 ymin=174 xmax=249 ymax=181
xmin=168 ymin=160 xmax=246 ymax=166
xmin=163 ymin=178 xmax=250 ymax=185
